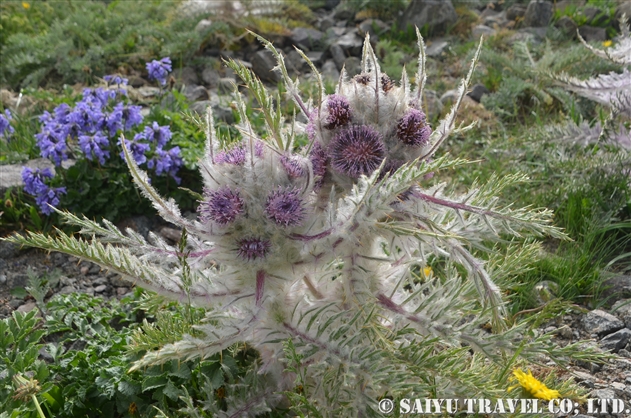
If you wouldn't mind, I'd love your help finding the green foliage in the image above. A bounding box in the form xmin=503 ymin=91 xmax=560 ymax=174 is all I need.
xmin=1 ymin=0 xmax=204 ymax=90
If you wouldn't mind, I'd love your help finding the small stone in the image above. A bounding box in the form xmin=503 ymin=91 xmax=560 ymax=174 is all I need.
xmin=17 ymin=301 xmax=37 ymax=313
xmin=611 ymin=381 xmax=626 ymax=392
xmin=251 ymin=50 xmax=280 ymax=83
xmin=591 ymin=388 xmax=616 ymax=399
xmin=160 ymin=227 xmax=182 ymax=242
xmin=321 ymin=60 xmax=340 ymax=81
xmin=467 ymin=84 xmax=490 ymax=103
xmin=558 ymin=326 xmax=573 ymax=339
xmin=472 ymin=25 xmax=496 ymax=38
xmin=334 ymin=30 xmax=364 ymax=56
xmin=600 ymin=276 xmax=631 ymax=306
xmin=578 ymin=26 xmax=607 ymax=43
xmin=80 ymin=266 xmax=89 ymax=275
xmin=0 ymin=275 xmax=6 ymax=285
xmin=290 ymin=27 xmax=324 ymax=50
xmin=305 ymin=51 xmax=323 ymax=68
xmin=195 ymin=18 xmax=213 ymax=33
xmin=116 ymin=287 xmax=130 ymax=296
xmin=506 ymin=4 xmax=526 ymax=21
xmin=329 ymin=43 xmax=346 ymax=71
xmin=582 ymin=309 xmax=624 ymax=336
xmin=555 ymin=16 xmax=578 ymax=37
xmin=343 ymin=57 xmax=361 ymax=77
xmin=612 ymin=299 xmax=631 ymax=329
xmin=202 ymin=67 xmax=220 ymax=89
xmin=217 ymin=77 xmax=235 ymax=95
xmin=92 ymin=277 xmax=108 ymax=286
xmin=88 ymin=264 xmax=101 ymax=275
xmin=440 ymin=89 xmax=460 ymax=106
xmin=426 ymin=40 xmax=449 ymax=58
xmin=59 ymin=285 xmax=76 ymax=295
xmin=109 ymin=274 xmax=128 ymax=288
xmin=619 ymin=348 xmax=631 ymax=358
xmin=183 ymin=85 xmax=209 ymax=102
xmin=600 ymin=328 xmax=631 ymax=352
xmin=522 ymin=0 xmax=553 ymax=28
xmin=94 ymin=284 xmax=108 ymax=293
xmin=318 ymin=16 xmax=335 ymax=32
xmin=173 ymin=67 xmax=199 ymax=86
xmin=9 ymin=299 xmax=23 ymax=309
xmin=399 ymin=0 xmax=457 ymax=35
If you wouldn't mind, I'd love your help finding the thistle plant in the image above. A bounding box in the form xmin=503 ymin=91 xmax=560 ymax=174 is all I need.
xmin=5 ymin=31 xmax=590 ymax=416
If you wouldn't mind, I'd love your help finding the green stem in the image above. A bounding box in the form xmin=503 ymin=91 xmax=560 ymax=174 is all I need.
xmin=31 ymin=394 xmax=46 ymax=418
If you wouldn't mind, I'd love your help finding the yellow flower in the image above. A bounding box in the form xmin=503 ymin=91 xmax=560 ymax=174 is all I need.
xmin=602 ymin=40 xmax=613 ymax=48
xmin=423 ymin=266 xmax=432 ymax=277
xmin=22 ymin=2 xmax=30 ymax=9
xmin=508 ymin=369 xmax=561 ymax=401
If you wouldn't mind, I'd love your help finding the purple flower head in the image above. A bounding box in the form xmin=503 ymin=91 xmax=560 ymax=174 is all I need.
xmin=102 ymin=103 xmax=124 ymax=137
xmin=0 ymin=109 xmax=14 ymax=139
xmin=68 ymin=101 xmax=103 ymax=134
xmin=104 ymin=75 xmax=128 ymax=86
xmin=255 ymin=140 xmax=264 ymax=158
xmin=215 ymin=145 xmax=246 ymax=165
xmin=329 ymin=125 xmax=386 ymax=178
xmin=144 ymin=121 xmax=172 ymax=148
xmin=396 ymin=109 xmax=431 ymax=147
xmin=119 ymin=135 xmax=150 ymax=165
xmin=122 ymin=105 xmax=143 ymax=130
xmin=237 ymin=237 xmax=271 ymax=261
xmin=36 ymin=127 xmax=68 ymax=166
xmin=280 ymin=155 xmax=305 ymax=178
xmin=79 ymin=131 xmax=110 ymax=165
xmin=53 ymin=103 xmax=72 ymax=124
xmin=305 ymin=109 xmax=318 ymax=142
xmin=309 ymin=142 xmax=328 ymax=189
xmin=199 ymin=186 xmax=245 ymax=225
xmin=148 ymin=146 xmax=183 ymax=184
xmin=35 ymin=186 xmax=67 ymax=215
xmin=21 ymin=167 xmax=66 ymax=215
xmin=265 ymin=187 xmax=305 ymax=227
xmin=324 ymin=94 xmax=352 ymax=130
xmin=146 ymin=57 xmax=172 ymax=86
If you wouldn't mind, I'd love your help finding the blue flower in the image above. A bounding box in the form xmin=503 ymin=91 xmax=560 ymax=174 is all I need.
xmin=102 ymin=103 xmax=124 ymax=137
xmin=35 ymin=125 xmax=69 ymax=166
xmin=148 ymin=146 xmax=183 ymax=184
xmin=21 ymin=167 xmax=66 ymax=215
xmin=0 ymin=109 xmax=14 ymax=139
xmin=68 ymin=101 xmax=103 ymax=134
xmin=119 ymin=135 xmax=151 ymax=165
xmin=146 ymin=57 xmax=172 ymax=86
xmin=79 ymin=131 xmax=110 ymax=164
xmin=143 ymin=121 xmax=172 ymax=148
xmin=122 ymin=105 xmax=143 ymax=130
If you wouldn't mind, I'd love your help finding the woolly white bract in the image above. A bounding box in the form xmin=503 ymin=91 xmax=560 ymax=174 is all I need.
xmin=7 ymin=31 xmax=575 ymax=416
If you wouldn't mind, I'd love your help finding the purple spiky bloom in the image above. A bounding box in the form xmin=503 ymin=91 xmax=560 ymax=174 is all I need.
xmin=330 ymin=125 xmax=386 ymax=178
xmin=309 ymin=142 xmax=328 ymax=189
xmin=306 ymin=109 xmax=318 ymax=141
xmin=265 ymin=187 xmax=305 ymax=227
xmin=215 ymin=145 xmax=246 ymax=165
xmin=237 ymin=237 xmax=271 ymax=261
xmin=324 ymin=94 xmax=352 ymax=129
xmin=199 ymin=186 xmax=245 ymax=225
xmin=396 ymin=109 xmax=432 ymax=147
xmin=280 ymin=155 xmax=305 ymax=178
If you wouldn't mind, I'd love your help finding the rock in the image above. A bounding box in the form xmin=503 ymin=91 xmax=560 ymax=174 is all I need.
xmin=583 ymin=6 xmax=608 ymax=26
xmin=423 ymin=90 xmax=443 ymax=121
xmin=612 ymin=299 xmax=631 ymax=329
xmin=116 ymin=287 xmax=130 ymax=297
xmin=615 ymin=3 xmax=631 ymax=31
xmin=600 ymin=328 xmax=631 ymax=352
xmin=399 ymin=0 xmax=458 ymax=35
xmin=0 ymin=240 xmax=20 ymax=259
xmin=182 ymin=85 xmax=209 ymax=102
xmin=555 ymin=16 xmax=578 ymax=37
xmin=0 ymin=275 xmax=6 ymax=285
xmin=581 ymin=309 xmax=624 ymax=336
xmin=58 ymin=285 xmax=76 ymax=295
xmin=440 ymin=89 xmax=459 ymax=106
xmin=321 ymin=59 xmax=340 ymax=81
xmin=38 ymin=346 xmax=54 ymax=363
xmin=522 ymin=0 xmax=553 ymax=28
xmin=318 ymin=16 xmax=336 ymax=32
xmin=556 ymin=0 xmax=585 ymax=12
xmin=94 ymin=284 xmax=108 ymax=293
xmin=116 ymin=215 xmax=153 ymax=240
xmin=323 ymin=0 xmax=340 ymax=10
xmin=472 ymin=25 xmax=496 ymax=38
xmin=217 ymin=77 xmax=235 ymax=95
xmin=601 ymin=276 xmax=631 ymax=306
xmin=160 ymin=227 xmax=182 ymax=242
xmin=290 ymin=27 xmax=324 ymax=50
xmin=506 ymin=4 xmax=527 ymax=21
xmin=578 ymin=26 xmax=607 ymax=43
xmin=334 ymin=30 xmax=364 ymax=56
xmin=108 ymin=274 xmax=128 ymax=288
xmin=426 ymin=40 xmax=449 ymax=58
xmin=305 ymin=51 xmax=324 ymax=68
xmin=591 ymin=388 xmax=616 ymax=399
xmin=211 ymin=104 xmax=234 ymax=125
xmin=201 ymin=68 xmax=220 ymax=88
xmin=173 ymin=67 xmax=199 ymax=86
xmin=557 ymin=326 xmax=573 ymax=339
xmin=330 ymin=43 xmax=347 ymax=71
xmin=343 ymin=57 xmax=361 ymax=77
xmin=467 ymin=84 xmax=490 ymax=103
xmin=286 ymin=50 xmax=306 ymax=75
xmin=251 ymin=50 xmax=281 ymax=83
xmin=516 ymin=27 xmax=548 ymax=42
xmin=483 ymin=13 xmax=508 ymax=28
xmin=358 ymin=19 xmax=390 ymax=40
xmin=0 ymin=158 xmax=75 ymax=197
xmin=16 ymin=301 xmax=38 ymax=313
xmin=195 ymin=18 xmax=213 ymax=33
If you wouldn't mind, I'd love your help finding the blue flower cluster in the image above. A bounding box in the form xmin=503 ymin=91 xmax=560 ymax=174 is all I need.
xmin=0 ymin=109 xmax=14 ymax=140
xmin=146 ymin=57 xmax=172 ymax=86
xmin=21 ymin=167 xmax=67 ymax=215
xmin=25 ymin=62 xmax=183 ymax=215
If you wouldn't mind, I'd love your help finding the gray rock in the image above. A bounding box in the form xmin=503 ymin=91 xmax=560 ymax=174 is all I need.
xmin=358 ymin=19 xmax=390 ymax=41
xmin=58 ymin=285 xmax=76 ymax=295
xmin=183 ymin=84 xmax=209 ymax=102
xmin=334 ymin=30 xmax=364 ymax=56
xmin=467 ymin=84 xmax=490 ymax=103
xmin=612 ymin=299 xmax=631 ymax=329
xmin=0 ymin=158 xmax=75 ymax=197
xmin=522 ymin=0 xmax=553 ymax=28
xmin=217 ymin=77 xmax=235 ymax=95
xmin=38 ymin=346 xmax=54 ymax=363
xmin=440 ymin=89 xmax=459 ymax=106
xmin=135 ymin=86 xmax=161 ymax=99
xmin=343 ymin=57 xmax=361 ymax=77
xmin=591 ymin=388 xmax=616 ymax=399
xmin=555 ymin=16 xmax=578 ymax=36
xmin=517 ymin=26 xmax=548 ymax=41
xmin=16 ymin=301 xmax=38 ymax=313
xmin=0 ymin=240 xmax=20 ymax=259
xmin=173 ymin=67 xmax=199 ymax=86
xmin=321 ymin=59 xmax=340 ymax=81
xmin=558 ymin=326 xmax=573 ymax=339
xmin=305 ymin=51 xmax=324 ymax=68
xmin=201 ymin=67 xmax=220 ymax=88
xmin=0 ymin=275 xmax=6 ymax=285
xmin=506 ymin=4 xmax=527 ymax=21
xmin=578 ymin=26 xmax=607 ymax=43
xmin=94 ymin=284 xmax=108 ymax=293
xmin=290 ymin=27 xmax=324 ymax=50
xmin=400 ymin=0 xmax=458 ymax=35
xmin=117 ymin=216 xmax=152 ymax=240
xmin=318 ymin=16 xmax=336 ymax=32
xmin=323 ymin=0 xmax=340 ymax=10
xmin=483 ymin=13 xmax=508 ymax=28
xmin=116 ymin=287 xmax=130 ymax=297
xmin=600 ymin=328 xmax=631 ymax=352
xmin=583 ymin=6 xmax=608 ymax=26
xmin=9 ymin=299 xmax=22 ymax=309
xmin=286 ymin=50 xmax=306 ymax=75
xmin=108 ymin=274 xmax=128 ymax=288
xmin=251 ymin=50 xmax=281 ymax=83
xmin=423 ymin=90 xmax=443 ymax=121
xmin=472 ymin=25 xmax=496 ymax=38
xmin=212 ymin=104 xmax=234 ymax=125
xmin=195 ymin=18 xmax=213 ymax=33
xmin=581 ymin=309 xmax=624 ymax=336
xmin=330 ymin=43 xmax=347 ymax=71
xmin=426 ymin=40 xmax=449 ymax=58
xmin=601 ymin=276 xmax=631 ymax=306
